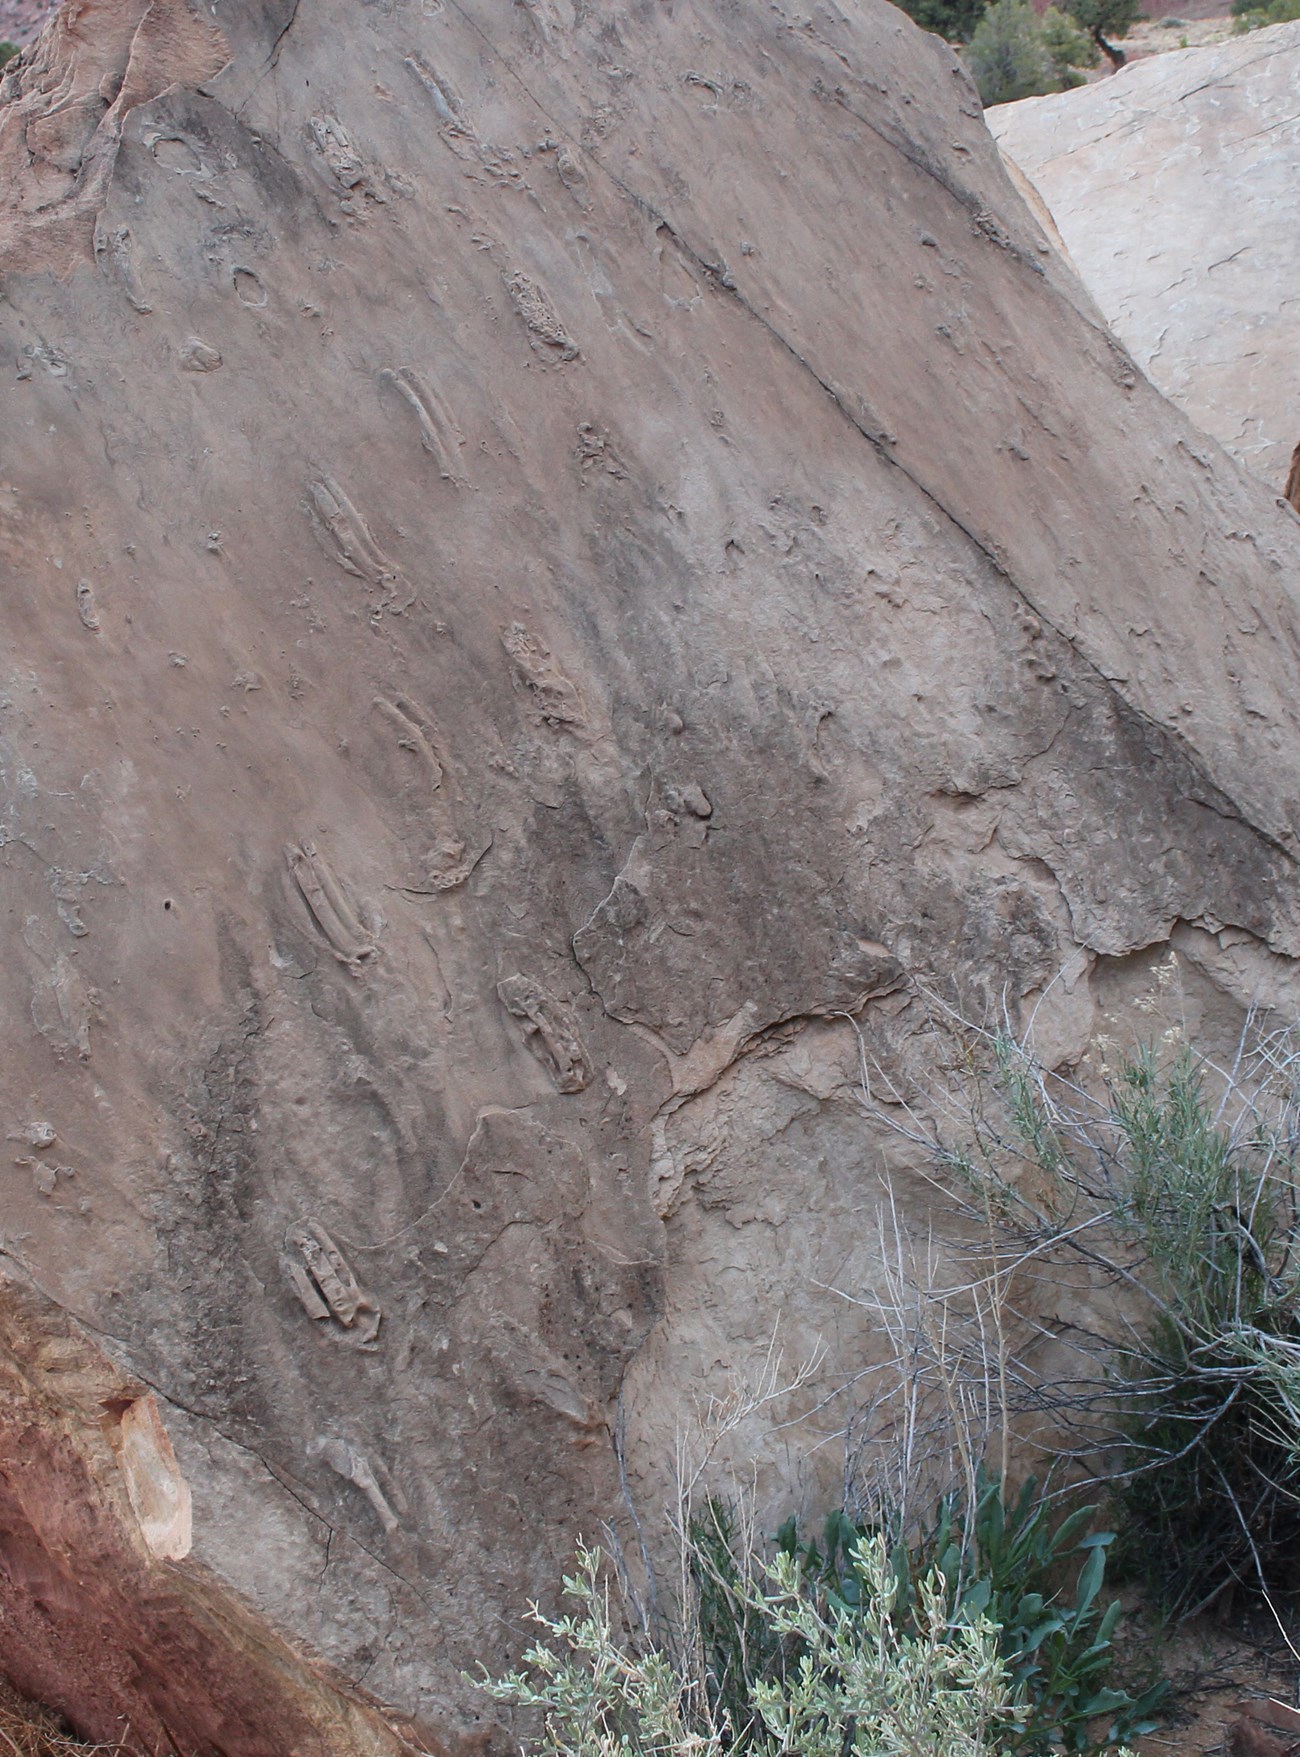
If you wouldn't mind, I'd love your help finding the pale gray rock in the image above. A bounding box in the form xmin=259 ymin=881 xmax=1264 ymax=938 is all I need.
xmin=2 ymin=0 xmax=1300 ymax=1752
xmin=178 ymin=334 xmax=222 ymax=372
xmin=989 ymin=23 xmax=1300 ymax=490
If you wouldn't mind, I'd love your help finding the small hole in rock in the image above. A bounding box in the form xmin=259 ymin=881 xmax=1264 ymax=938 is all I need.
xmin=233 ymin=268 xmax=267 ymax=308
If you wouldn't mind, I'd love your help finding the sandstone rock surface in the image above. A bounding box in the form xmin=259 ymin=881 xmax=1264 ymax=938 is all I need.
xmin=0 ymin=0 xmax=54 ymax=48
xmin=989 ymin=22 xmax=1300 ymax=491
xmin=3 ymin=0 xmax=1300 ymax=1750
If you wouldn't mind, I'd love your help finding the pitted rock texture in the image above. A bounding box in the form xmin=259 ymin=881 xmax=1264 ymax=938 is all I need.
xmin=989 ymin=22 xmax=1300 ymax=491
xmin=0 ymin=0 xmax=56 ymax=48
xmin=4 ymin=0 xmax=1300 ymax=1749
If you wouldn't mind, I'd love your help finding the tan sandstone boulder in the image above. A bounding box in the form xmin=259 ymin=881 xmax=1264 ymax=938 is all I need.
xmin=3 ymin=0 xmax=1300 ymax=1749
xmin=989 ymin=22 xmax=1300 ymax=493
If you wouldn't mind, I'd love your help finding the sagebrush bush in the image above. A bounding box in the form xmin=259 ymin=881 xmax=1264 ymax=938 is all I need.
xmin=692 ymin=1476 xmax=1163 ymax=1757
xmin=932 ymin=1028 xmax=1300 ymax=1616
xmin=477 ymin=1473 xmax=1160 ymax=1757
xmin=478 ymin=1537 xmax=1096 ymax=1757
xmin=1103 ymin=1052 xmax=1300 ymax=1612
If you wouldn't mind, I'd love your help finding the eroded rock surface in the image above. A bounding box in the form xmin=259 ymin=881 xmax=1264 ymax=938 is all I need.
xmin=0 ymin=1274 xmax=414 ymax=1756
xmin=989 ymin=22 xmax=1300 ymax=490
xmin=3 ymin=0 xmax=1300 ymax=1749
xmin=0 ymin=0 xmax=57 ymax=48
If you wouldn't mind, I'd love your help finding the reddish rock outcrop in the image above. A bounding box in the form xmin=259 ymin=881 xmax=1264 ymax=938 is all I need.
xmin=0 ymin=0 xmax=228 ymax=279
xmin=0 ymin=1274 xmax=417 ymax=1756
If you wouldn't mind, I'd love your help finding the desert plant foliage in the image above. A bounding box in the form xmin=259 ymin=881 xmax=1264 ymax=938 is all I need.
xmin=963 ymin=0 xmax=1097 ymax=105
xmin=692 ymin=1482 xmax=1163 ymax=1757
xmin=482 ymin=992 xmax=1300 ymax=1757
xmin=478 ymin=1536 xmax=1108 ymax=1757
xmin=856 ymin=1001 xmax=1300 ymax=1617
xmin=1232 ymin=0 xmax=1300 ymax=27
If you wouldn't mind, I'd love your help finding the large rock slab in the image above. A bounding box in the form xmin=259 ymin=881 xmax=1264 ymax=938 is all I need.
xmin=989 ymin=23 xmax=1300 ymax=491
xmin=3 ymin=0 xmax=1300 ymax=1750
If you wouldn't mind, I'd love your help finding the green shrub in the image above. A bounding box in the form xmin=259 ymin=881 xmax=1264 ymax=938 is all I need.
xmin=483 ymin=1474 xmax=1163 ymax=1757
xmin=479 ymin=1537 xmax=1071 ymax=1757
xmin=1232 ymin=0 xmax=1300 ymax=28
xmin=770 ymin=1473 xmax=1166 ymax=1756
xmin=689 ymin=1501 xmax=789 ymax=1753
xmin=1061 ymin=0 xmax=1140 ymax=63
xmin=1040 ymin=8 xmax=1100 ymax=81
xmin=1102 ymin=1051 xmax=1300 ymax=1613
xmin=890 ymin=0 xmax=992 ymax=46
xmin=0 ymin=42 xmax=20 ymax=68
xmin=963 ymin=0 xmax=1096 ymax=106
xmin=933 ymin=1030 xmax=1300 ymax=1617
xmin=965 ymin=0 xmax=1056 ymax=103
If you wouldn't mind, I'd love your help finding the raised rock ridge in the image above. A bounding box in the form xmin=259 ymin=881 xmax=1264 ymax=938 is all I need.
xmin=3 ymin=0 xmax=1300 ymax=1750
xmin=989 ymin=21 xmax=1300 ymax=492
